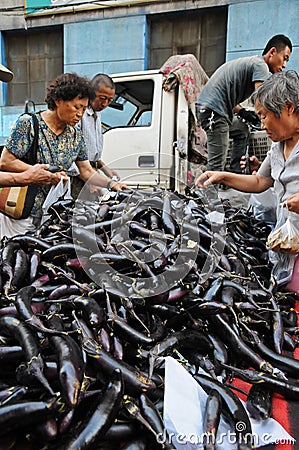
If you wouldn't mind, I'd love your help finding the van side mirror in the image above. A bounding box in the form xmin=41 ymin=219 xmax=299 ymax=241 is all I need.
xmin=109 ymin=102 xmax=124 ymax=111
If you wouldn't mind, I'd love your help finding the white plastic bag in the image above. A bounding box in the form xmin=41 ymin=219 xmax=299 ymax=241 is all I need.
xmin=41 ymin=177 xmax=72 ymax=224
xmin=267 ymin=212 xmax=299 ymax=254
xmin=0 ymin=214 xmax=36 ymax=240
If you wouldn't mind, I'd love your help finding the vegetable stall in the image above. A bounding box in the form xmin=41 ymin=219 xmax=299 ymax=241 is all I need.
xmin=0 ymin=188 xmax=297 ymax=449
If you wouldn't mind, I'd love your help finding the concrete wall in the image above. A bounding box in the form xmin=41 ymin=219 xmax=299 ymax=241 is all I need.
xmin=64 ymin=15 xmax=147 ymax=77
xmin=1 ymin=0 xmax=299 ymax=143
xmin=227 ymin=0 xmax=299 ymax=71
xmin=63 ymin=0 xmax=299 ymax=78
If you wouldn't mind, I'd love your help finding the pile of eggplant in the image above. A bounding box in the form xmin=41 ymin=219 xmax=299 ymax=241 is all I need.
xmin=0 ymin=187 xmax=298 ymax=450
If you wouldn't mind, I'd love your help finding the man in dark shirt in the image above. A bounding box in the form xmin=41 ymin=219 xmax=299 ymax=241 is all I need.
xmin=196 ymin=34 xmax=292 ymax=172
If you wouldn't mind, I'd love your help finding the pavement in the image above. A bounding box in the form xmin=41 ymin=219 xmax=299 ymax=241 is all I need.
xmin=218 ymin=187 xmax=251 ymax=209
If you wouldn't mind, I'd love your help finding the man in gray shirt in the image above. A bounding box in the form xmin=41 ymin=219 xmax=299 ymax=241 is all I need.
xmin=197 ymin=34 xmax=292 ymax=172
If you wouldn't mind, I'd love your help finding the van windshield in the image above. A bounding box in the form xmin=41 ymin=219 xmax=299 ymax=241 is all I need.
xmin=101 ymin=79 xmax=154 ymax=132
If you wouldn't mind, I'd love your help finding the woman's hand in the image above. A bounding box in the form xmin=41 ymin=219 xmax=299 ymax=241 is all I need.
xmin=284 ymin=193 xmax=299 ymax=214
xmin=103 ymin=167 xmax=120 ymax=180
xmin=77 ymin=162 xmax=129 ymax=191
xmin=110 ymin=169 xmax=120 ymax=179
xmin=109 ymin=180 xmax=130 ymax=191
xmin=21 ymin=164 xmax=68 ymax=185
xmin=195 ymin=171 xmax=225 ymax=188
xmin=50 ymin=170 xmax=68 ymax=185
xmin=89 ymin=179 xmax=129 ymax=194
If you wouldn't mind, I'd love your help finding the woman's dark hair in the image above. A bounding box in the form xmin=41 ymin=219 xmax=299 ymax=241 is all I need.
xmin=45 ymin=72 xmax=95 ymax=110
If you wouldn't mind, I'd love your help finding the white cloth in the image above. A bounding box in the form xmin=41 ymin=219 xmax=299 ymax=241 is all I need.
xmin=0 ymin=214 xmax=36 ymax=239
xmin=160 ymin=54 xmax=209 ymax=123
xmin=163 ymin=357 xmax=295 ymax=450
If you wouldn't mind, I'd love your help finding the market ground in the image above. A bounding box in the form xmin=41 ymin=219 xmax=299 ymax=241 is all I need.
xmin=218 ymin=187 xmax=251 ymax=209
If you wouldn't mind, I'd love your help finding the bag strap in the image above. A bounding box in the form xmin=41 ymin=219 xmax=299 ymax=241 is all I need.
xmin=22 ymin=113 xmax=39 ymax=166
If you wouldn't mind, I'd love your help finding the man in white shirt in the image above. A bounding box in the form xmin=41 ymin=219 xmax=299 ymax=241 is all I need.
xmin=72 ymin=73 xmax=119 ymax=198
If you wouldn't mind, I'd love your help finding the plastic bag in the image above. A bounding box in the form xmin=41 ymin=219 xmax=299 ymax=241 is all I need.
xmin=248 ymin=188 xmax=277 ymax=228
xmin=267 ymin=212 xmax=299 ymax=254
xmin=41 ymin=177 xmax=72 ymax=224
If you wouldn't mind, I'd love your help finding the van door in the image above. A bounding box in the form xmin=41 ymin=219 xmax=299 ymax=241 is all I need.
xmin=101 ymin=72 xmax=174 ymax=188
xmin=174 ymin=85 xmax=189 ymax=193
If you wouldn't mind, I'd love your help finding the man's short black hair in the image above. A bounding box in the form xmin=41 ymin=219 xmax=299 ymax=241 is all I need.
xmin=262 ymin=34 xmax=292 ymax=55
xmin=91 ymin=73 xmax=115 ymax=91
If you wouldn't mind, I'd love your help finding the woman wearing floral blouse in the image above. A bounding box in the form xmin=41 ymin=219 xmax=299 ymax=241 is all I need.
xmin=0 ymin=72 xmax=128 ymax=238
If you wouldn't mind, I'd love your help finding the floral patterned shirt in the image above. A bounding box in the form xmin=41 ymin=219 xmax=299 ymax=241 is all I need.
xmin=4 ymin=112 xmax=88 ymax=219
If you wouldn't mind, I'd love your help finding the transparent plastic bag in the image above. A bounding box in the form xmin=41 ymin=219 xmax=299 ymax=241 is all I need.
xmin=267 ymin=212 xmax=299 ymax=254
xmin=248 ymin=188 xmax=277 ymax=228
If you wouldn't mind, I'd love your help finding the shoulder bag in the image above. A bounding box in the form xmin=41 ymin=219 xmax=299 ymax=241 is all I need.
xmin=0 ymin=114 xmax=39 ymax=220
